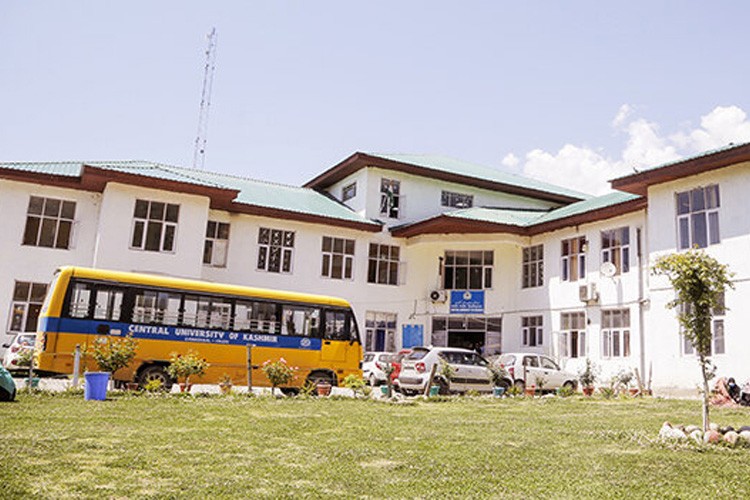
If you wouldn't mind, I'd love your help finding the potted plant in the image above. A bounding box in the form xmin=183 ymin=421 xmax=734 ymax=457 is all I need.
xmin=83 ymin=334 xmax=139 ymax=399
xmin=578 ymin=358 xmax=598 ymax=396
xmin=167 ymin=350 xmax=209 ymax=393
xmin=487 ymin=364 xmax=509 ymax=397
xmin=430 ymin=359 xmax=455 ymax=396
xmin=342 ymin=374 xmax=367 ymax=398
xmin=261 ymin=358 xmax=297 ymax=396
xmin=218 ymin=373 xmax=233 ymax=395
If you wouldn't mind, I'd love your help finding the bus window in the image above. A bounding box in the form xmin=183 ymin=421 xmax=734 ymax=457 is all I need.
xmin=325 ymin=311 xmax=348 ymax=341
xmin=281 ymin=306 xmax=320 ymax=337
xmin=233 ymin=301 xmax=253 ymax=330
xmin=93 ymin=288 xmax=124 ymax=321
xmin=233 ymin=301 xmax=279 ymax=333
xmin=209 ymin=298 xmax=231 ymax=330
xmin=134 ymin=290 xmax=181 ymax=325
xmin=68 ymin=282 xmax=93 ymax=318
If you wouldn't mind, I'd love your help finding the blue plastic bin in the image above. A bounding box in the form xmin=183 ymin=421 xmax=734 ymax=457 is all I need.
xmin=84 ymin=372 xmax=110 ymax=401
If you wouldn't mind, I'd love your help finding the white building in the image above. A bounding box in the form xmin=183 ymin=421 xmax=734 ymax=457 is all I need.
xmin=1 ymin=144 xmax=747 ymax=395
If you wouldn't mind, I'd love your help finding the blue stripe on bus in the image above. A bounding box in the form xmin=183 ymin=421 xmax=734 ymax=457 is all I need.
xmin=43 ymin=317 xmax=322 ymax=350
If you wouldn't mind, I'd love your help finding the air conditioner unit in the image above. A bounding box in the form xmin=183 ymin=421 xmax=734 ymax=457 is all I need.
xmin=430 ymin=290 xmax=447 ymax=303
xmin=578 ymin=283 xmax=599 ymax=303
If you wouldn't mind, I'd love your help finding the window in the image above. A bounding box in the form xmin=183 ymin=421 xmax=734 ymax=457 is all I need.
xmin=203 ymin=221 xmax=230 ymax=267
xmin=681 ymin=293 xmax=726 ymax=356
xmin=342 ymin=182 xmax=357 ymax=202
xmin=443 ymin=250 xmax=493 ymax=290
xmin=326 ymin=310 xmax=358 ymax=342
xmin=133 ymin=290 xmax=182 ymax=325
xmin=257 ymin=228 xmax=294 ymax=274
xmin=380 ymin=178 xmax=401 ymax=219
xmin=233 ymin=301 xmax=279 ymax=333
xmin=8 ymin=281 xmax=47 ymax=333
xmin=522 ymin=316 xmax=543 ymax=347
xmin=601 ymin=227 xmax=629 ymax=275
xmin=601 ymin=309 xmax=631 ymax=358
xmin=559 ymin=312 xmax=586 ymax=358
xmin=281 ymin=305 xmax=320 ymax=337
xmin=676 ymin=185 xmax=720 ymax=250
xmin=561 ymin=236 xmax=586 ymax=282
xmin=522 ymin=245 xmax=544 ymax=288
xmin=321 ymin=236 xmax=355 ymax=280
xmin=22 ymin=196 xmax=76 ymax=249
xmin=365 ymin=311 xmax=397 ymax=351
xmin=368 ymin=243 xmax=400 ymax=285
xmin=130 ymin=199 xmax=179 ymax=252
xmin=441 ymin=191 xmax=473 ymax=209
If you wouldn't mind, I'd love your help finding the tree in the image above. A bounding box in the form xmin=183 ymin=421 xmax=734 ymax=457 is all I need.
xmin=652 ymin=249 xmax=734 ymax=431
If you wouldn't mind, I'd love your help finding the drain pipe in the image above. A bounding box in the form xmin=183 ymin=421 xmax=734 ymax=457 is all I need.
xmin=636 ymin=227 xmax=647 ymax=384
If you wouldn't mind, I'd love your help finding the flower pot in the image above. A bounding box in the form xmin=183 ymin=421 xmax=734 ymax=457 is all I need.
xmin=429 ymin=385 xmax=440 ymax=397
xmin=219 ymin=383 xmax=232 ymax=395
xmin=126 ymin=382 xmax=140 ymax=391
xmin=30 ymin=377 xmax=41 ymax=389
xmin=582 ymin=386 xmax=594 ymax=396
xmin=628 ymin=388 xmax=639 ymax=396
xmin=179 ymin=382 xmax=193 ymax=393
xmin=493 ymin=386 xmax=506 ymax=397
xmin=380 ymin=385 xmax=389 ymax=396
xmin=316 ymin=382 xmax=332 ymax=396
xmin=524 ymin=387 xmax=535 ymax=397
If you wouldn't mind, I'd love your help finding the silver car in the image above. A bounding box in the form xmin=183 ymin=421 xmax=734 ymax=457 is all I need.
xmin=397 ymin=346 xmax=493 ymax=395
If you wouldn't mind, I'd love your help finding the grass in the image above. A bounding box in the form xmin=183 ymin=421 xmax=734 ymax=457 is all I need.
xmin=1 ymin=391 xmax=749 ymax=499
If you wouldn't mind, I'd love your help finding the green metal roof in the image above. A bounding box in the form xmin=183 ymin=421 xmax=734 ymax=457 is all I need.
xmin=0 ymin=160 xmax=380 ymax=228
xmin=443 ymin=207 xmax=546 ymax=227
xmin=369 ymin=153 xmax=591 ymax=201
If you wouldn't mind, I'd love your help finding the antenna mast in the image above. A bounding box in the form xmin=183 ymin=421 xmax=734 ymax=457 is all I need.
xmin=193 ymin=27 xmax=218 ymax=170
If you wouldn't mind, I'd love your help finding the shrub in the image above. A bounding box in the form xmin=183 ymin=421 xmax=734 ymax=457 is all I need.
xmin=167 ymin=350 xmax=209 ymax=386
xmin=261 ymin=358 xmax=297 ymax=395
xmin=84 ymin=334 xmax=139 ymax=374
xmin=342 ymin=374 xmax=367 ymax=397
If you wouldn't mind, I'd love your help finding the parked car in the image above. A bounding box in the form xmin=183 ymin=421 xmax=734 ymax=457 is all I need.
xmin=397 ymin=346 xmax=493 ymax=395
xmin=389 ymin=348 xmax=413 ymax=390
xmin=495 ymin=353 xmax=577 ymax=392
xmin=2 ymin=333 xmax=36 ymax=373
xmin=362 ymin=351 xmax=394 ymax=386
xmin=0 ymin=365 xmax=16 ymax=401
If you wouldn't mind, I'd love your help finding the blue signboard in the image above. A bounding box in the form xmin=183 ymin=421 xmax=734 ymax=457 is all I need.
xmin=450 ymin=290 xmax=485 ymax=314
xmin=402 ymin=324 xmax=424 ymax=348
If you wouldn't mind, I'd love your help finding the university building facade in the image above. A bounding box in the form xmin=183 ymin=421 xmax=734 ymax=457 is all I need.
xmin=2 ymin=144 xmax=749 ymax=395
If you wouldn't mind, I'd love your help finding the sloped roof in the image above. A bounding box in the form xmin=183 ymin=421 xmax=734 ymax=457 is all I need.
xmin=611 ymin=141 xmax=750 ymax=195
xmin=391 ymin=191 xmax=644 ymax=238
xmin=304 ymin=152 xmax=589 ymax=204
xmin=0 ymin=160 xmax=381 ymax=231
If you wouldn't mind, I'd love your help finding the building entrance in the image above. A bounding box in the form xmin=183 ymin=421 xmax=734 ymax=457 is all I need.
xmin=448 ymin=330 xmax=485 ymax=351
xmin=431 ymin=315 xmax=502 ymax=356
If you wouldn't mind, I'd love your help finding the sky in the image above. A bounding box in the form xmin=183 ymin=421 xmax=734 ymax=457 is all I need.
xmin=3 ymin=1 xmax=750 ymax=195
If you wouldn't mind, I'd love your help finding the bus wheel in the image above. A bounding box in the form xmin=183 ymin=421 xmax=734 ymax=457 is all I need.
xmin=280 ymin=387 xmax=300 ymax=396
xmin=306 ymin=371 xmax=335 ymax=387
xmin=137 ymin=365 xmax=173 ymax=391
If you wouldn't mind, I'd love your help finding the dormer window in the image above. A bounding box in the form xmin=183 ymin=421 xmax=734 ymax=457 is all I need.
xmin=441 ymin=191 xmax=473 ymax=209
xmin=380 ymin=178 xmax=401 ymax=219
xmin=342 ymin=182 xmax=357 ymax=202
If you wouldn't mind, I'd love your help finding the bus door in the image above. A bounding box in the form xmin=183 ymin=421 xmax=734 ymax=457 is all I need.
xmin=320 ymin=310 xmax=350 ymax=362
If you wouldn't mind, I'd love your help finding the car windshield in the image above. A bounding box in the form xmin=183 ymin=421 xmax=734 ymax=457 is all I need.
xmin=439 ymin=351 xmax=488 ymax=366
xmin=407 ymin=348 xmax=429 ymax=360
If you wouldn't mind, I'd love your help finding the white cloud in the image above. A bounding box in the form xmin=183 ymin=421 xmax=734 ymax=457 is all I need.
xmin=503 ymin=105 xmax=750 ymax=195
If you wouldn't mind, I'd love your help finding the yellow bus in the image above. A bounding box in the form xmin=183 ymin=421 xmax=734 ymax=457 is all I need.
xmin=36 ymin=266 xmax=362 ymax=391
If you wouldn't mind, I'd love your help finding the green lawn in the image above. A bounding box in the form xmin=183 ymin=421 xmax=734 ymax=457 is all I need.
xmin=1 ymin=391 xmax=749 ymax=499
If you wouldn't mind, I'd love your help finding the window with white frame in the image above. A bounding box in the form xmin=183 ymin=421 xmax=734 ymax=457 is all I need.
xmin=559 ymin=312 xmax=586 ymax=358
xmin=676 ymin=185 xmax=720 ymax=250
xmin=130 ymin=199 xmax=179 ymax=252
xmin=681 ymin=293 xmax=726 ymax=356
xmin=522 ymin=316 xmax=543 ymax=347
xmin=321 ymin=236 xmax=355 ymax=280
xmin=561 ymin=236 xmax=586 ymax=282
xmin=203 ymin=221 xmax=230 ymax=267
xmin=441 ymin=191 xmax=473 ymax=209
xmin=257 ymin=228 xmax=294 ymax=274
xmin=522 ymin=245 xmax=544 ymax=288
xmin=22 ymin=196 xmax=76 ymax=249
xmin=365 ymin=311 xmax=397 ymax=352
xmin=601 ymin=309 xmax=631 ymax=358
xmin=8 ymin=281 xmax=47 ymax=333
xmin=380 ymin=178 xmax=401 ymax=218
xmin=601 ymin=227 xmax=629 ymax=275
xmin=341 ymin=182 xmax=357 ymax=202
xmin=442 ymin=250 xmax=493 ymax=290
xmin=368 ymin=243 xmax=400 ymax=285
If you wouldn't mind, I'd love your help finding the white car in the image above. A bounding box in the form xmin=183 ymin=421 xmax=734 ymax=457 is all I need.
xmin=495 ymin=353 xmax=577 ymax=392
xmin=2 ymin=333 xmax=36 ymax=373
xmin=397 ymin=346 xmax=493 ymax=395
xmin=362 ymin=351 xmax=394 ymax=386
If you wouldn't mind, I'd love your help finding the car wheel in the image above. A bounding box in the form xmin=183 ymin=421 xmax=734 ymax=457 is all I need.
xmin=369 ymin=374 xmax=378 ymax=387
xmin=563 ymin=381 xmax=576 ymax=390
xmin=137 ymin=365 xmax=173 ymax=391
xmin=514 ymin=379 xmax=525 ymax=392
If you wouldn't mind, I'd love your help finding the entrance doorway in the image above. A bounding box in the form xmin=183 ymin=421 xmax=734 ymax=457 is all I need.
xmin=448 ymin=330 xmax=485 ymax=352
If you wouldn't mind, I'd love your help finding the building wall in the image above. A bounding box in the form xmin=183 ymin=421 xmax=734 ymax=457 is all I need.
xmin=645 ymin=162 xmax=750 ymax=396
